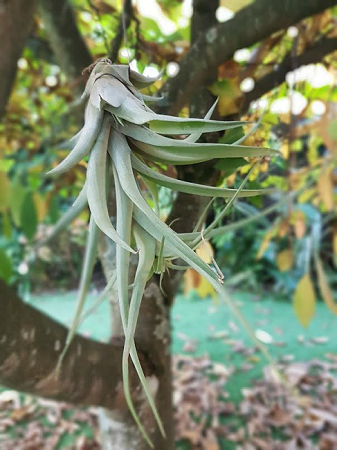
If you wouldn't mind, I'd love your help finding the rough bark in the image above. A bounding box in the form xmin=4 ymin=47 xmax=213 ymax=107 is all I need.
xmin=0 ymin=280 xmax=165 ymax=410
xmin=39 ymin=0 xmax=92 ymax=91
xmin=190 ymin=0 xmax=219 ymax=118
xmin=158 ymin=0 xmax=337 ymax=115
xmin=0 ymin=0 xmax=38 ymax=118
xmin=97 ymin=279 xmax=174 ymax=450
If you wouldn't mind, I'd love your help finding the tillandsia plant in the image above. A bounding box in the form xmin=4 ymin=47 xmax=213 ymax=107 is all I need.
xmin=45 ymin=59 xmax=278 ymax=446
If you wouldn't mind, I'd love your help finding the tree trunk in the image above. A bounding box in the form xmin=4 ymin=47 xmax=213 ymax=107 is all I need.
xmin=39 ymin=0 xmax=92 ymax=93
xmin=96 ymin=275 xmax=174 ymax=450
xmin=0 ymin=0 xmax=38 ymax=118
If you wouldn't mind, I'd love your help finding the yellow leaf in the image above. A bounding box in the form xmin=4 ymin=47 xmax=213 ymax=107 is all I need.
xmin=209 ymin=79 xmax=241 ymax=116
xmin=184 ymin=242 xmax=217 ymax=298
xmin=226 ymin=172 xmax=236 ymax=186
xmin=298 ymin=188 xmax=315 ymax=204
xmin=293 ymin=274 xmax=316 ymax=328
xmin=218 ymin=95 xmax=240 ymax=116
xmin=278 ymin=219 xmax=289 ymax=238
xmin=0 ymin=171 xmax=11 ymax=212
xmin=260 ymin=161 xmax=269 ymax=173
xmin=279 ymin=112 xmax=291 ymax=125
xmin=196 ymin=277 xmax=217 ymax=299
xmin=280 ymin=142 xmax=289 ymax=159
xmin=276 ymin=249 xmax=293 ymax=272
xmin=291 ymin=210 xmax=306 ymax=239
xmin=315 ymin=257 xmax=337 ymax=314
xmin=220 ymin=0 xmax=253 ymax=12
xmin=196 ymin=241 xmax=213 ymax=264
xmin=308 ymin=135 xmax=319 ymax=165
xmin=317 ymin=168 xmax=334 ymax=211
xmin=257 ymin=229 xmax=274 ymax=259
xmin=33 ymin=193 xmax=48 ymax=222
xmin=184 ymin=269 xmax=201 ymax=295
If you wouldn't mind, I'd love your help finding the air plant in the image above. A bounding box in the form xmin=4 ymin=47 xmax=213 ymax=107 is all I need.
xmin=46 ymin=59 xmax=278 ymax=446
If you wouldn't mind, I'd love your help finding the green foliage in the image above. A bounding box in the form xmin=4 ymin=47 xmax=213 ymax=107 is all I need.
xmin=20 ymin=193 xmax=38 ymax=241
xmin=0 ymin=248 xmax=12 ymax=282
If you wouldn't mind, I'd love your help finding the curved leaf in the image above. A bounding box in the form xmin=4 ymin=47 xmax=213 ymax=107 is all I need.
xmin=132 ymin=155 xmax=263 ymax=197
xmin=129 ymin=68 xmax=163 ymax=89
xmin=86 ymin=119 xmax=135 ymax=253
xmin=57 ymin=216 xmax=99 ymax=373
xmin=112 ymin=164 xmax=154 ymax=447
xmin=37 ymin=184 xmax=88 ymax=247
xmin=47 ymin=103 xmax=104 ymax=176
xmin=91 ymin=76 xmax=129 ymax=109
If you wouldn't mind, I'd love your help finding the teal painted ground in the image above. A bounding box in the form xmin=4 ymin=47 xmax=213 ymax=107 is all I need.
xmin=29 ymin=289 xmax=337 ymax=402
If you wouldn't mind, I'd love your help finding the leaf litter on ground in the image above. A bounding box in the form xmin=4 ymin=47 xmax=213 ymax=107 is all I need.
xmin=1 ymin=355 xmax=337 ymax=449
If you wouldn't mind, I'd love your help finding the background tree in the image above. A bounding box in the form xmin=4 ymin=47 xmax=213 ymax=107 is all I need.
xmin=1 ymin=0 xmax=337 ymax=448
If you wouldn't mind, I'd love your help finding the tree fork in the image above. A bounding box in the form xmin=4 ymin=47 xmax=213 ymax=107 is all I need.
xmin=0 ymin=280 xmax=164 ymax=411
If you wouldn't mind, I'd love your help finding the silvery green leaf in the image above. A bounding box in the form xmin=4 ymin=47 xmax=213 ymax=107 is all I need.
xmin=57 ymin=216 xmax=99 ymax=373
xmin=129 ymin=68 xmax=163 ymax=89
xmin=55 ymin=129 xmax=81 ymax=150
xmin=86 ymin=118 xmax=135 ymax=254
xmin=109 ymin=131 xmax=219 ymax=283
xmin=113 ymin=120 xmax=277 ymax=159
xmin=107 ymin=97 xmax=248 ymax=133
xmin=132 ymin=155 xmax=263 ymax=197
xmin=79 ymin=272 xmax=117 ymax=326
xmin=141 ymin=94 xmax=164 ymax=103
xmin=47 ymin=103 xmax=104 ymax=176
xmin=130 ymin=140 xmax=206 ymax=165
xmin=113 ymin=164 xmax=155 ymax=447
xmin=106 ymin=97 xmax=154 ymax=124
xmin=91 ymin=76 xmax=129 ymax=109
xmin=123 ymin=221 xmax=166 ymax=436
xmin=132 ymin=138 xmax=277 ymax=158
xmin=38 ymin=184 xmax=87 ymax=246
xmin=103 ymin=64 xmax=132 ymax=86
xmin=147 ymin=116 xmax=248 ymax=135
xmin=183 ymin=99 xmax=218 ymax=143
xmin=131 ymin=139 xmax=276 ymax=165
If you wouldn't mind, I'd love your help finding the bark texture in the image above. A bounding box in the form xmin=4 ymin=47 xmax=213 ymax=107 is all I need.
xmin=0 ymin=0 xmax=38 ymax=118
xmin=190 ymin=0 xmax=219 ymax=118
xmin=0 ymin=280 xmax=165 ymax=410
xmin=39 ymin=0 xmax=92 ymax=91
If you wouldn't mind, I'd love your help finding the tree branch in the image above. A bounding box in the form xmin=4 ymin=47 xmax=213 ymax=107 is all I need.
xmin=241 ymin=36 xmax=337 ymax=111
xmin=0 ymin=280 xmax=160 ymax=409
xmin=0 ymin=0 xmax=38 ymax=118
xmin=190 ymin=0 xmax=219 ymax=118
xmin=158 ymin=0 xmax=337 ymax=115
xmin=26 ymin=34 xmax=55 ymax=65
xmin=109 ymin=0 xmax=132 ymax=62
xmin=39 ymin=0 xmax=92 ymax=92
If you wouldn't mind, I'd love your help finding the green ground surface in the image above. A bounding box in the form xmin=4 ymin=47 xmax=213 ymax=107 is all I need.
xmin=29 ymin=289 xmax=337 ymax=402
